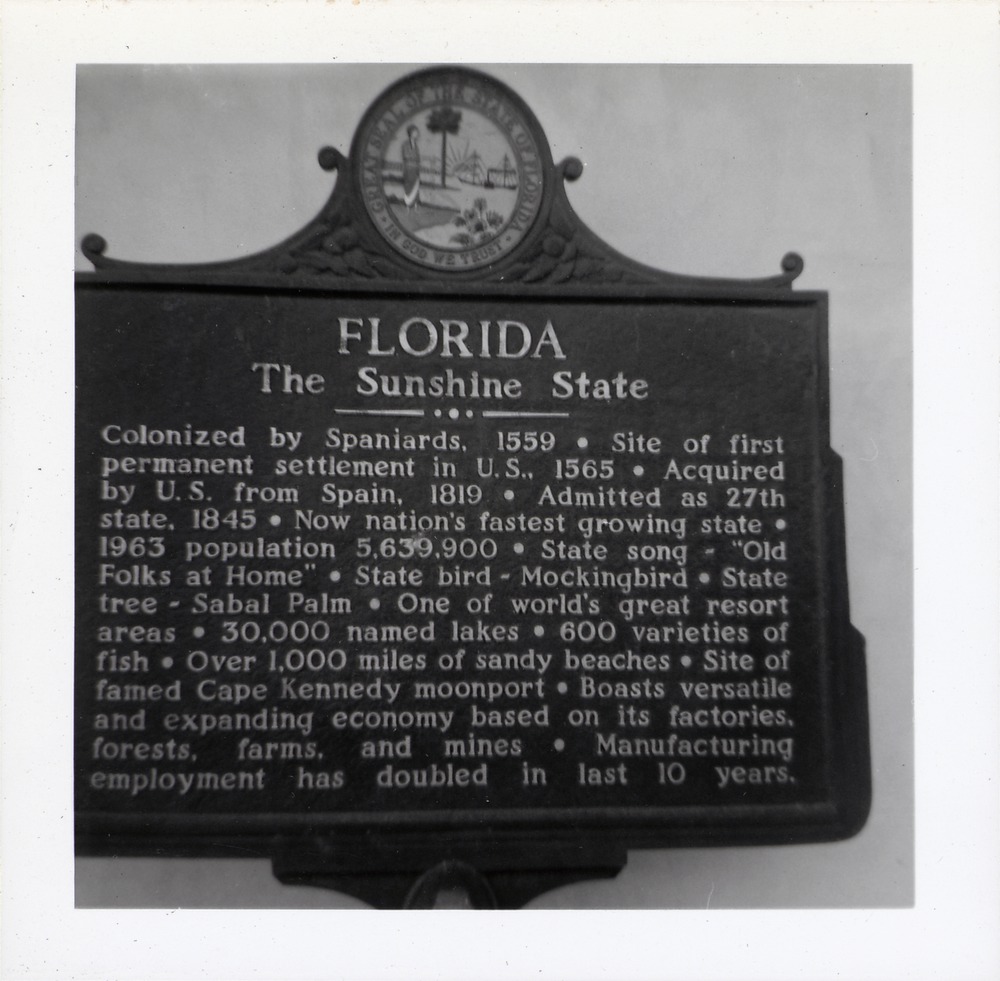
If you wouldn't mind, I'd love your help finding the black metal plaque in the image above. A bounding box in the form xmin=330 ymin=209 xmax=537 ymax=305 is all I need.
xmin=75 ymin=67 xmax=869 ymax=908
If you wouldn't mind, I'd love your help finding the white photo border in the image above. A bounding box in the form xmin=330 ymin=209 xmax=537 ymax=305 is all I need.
xmin=2 ymin=1 xmax=998 ymax=979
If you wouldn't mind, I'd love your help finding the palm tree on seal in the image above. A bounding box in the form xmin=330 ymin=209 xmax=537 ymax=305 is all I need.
xmin=426 ymin=107 xmax=462 ymax=188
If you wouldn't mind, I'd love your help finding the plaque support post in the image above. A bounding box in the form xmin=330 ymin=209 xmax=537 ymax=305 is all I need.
xmin=271 ymin=833 xmax=628 ymax=909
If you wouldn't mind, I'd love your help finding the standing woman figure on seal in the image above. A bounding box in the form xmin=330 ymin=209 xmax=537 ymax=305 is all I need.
xmin=402 ymin=125 xmax=421 ymax=210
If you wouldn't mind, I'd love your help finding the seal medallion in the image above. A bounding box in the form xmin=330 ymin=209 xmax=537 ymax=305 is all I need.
xmin=354 ymin=68 xmax=547 ymax=271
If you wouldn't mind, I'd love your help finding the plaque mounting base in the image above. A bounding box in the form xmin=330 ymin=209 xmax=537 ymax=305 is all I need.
xmin=271 ymin=832 xmax=628 ymax=909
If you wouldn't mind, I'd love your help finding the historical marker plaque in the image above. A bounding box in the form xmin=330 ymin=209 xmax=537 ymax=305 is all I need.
xmin=76 ymin=67 xmax=869 ymax=907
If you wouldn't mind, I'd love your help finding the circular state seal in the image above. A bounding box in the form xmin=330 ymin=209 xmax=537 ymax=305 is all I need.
xmin=354 ymin=68 xmax=547 ymax=272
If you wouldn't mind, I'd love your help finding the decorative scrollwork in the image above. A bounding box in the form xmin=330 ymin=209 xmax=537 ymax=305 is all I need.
xmin=79 ymin=111 xmax=805 ymax=291
xmin=274 ymin=213 xmax=379 ymax=279
xmin=263 ymin=147 xmax=400 ymax=280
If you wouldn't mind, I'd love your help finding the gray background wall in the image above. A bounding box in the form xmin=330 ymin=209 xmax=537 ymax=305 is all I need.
xmin=74 ymin=63 xmax=913 ymax=909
